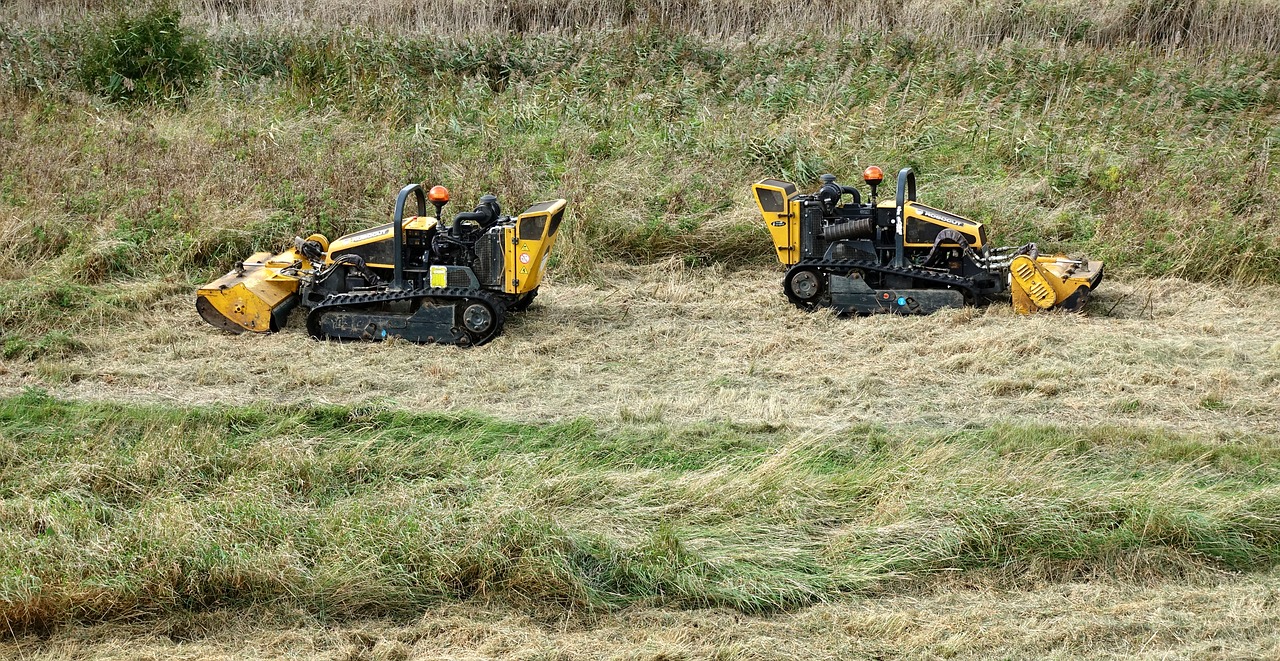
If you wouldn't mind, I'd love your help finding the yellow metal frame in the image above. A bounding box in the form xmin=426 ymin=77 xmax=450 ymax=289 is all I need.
xmin=752 ymin=180 xmax=801 ymax=266
xmin=1010 ymin=254 xmax=1104 ymax=313
xmin=504 ymin=199 xmax=567 ymax=294
xmin=902 ymin=202 xmax=985 ymax=248
xmin=325 ymin=216 xmax=439 ymax=269
xmin=195 ymin=246 xmax=314 ymax=333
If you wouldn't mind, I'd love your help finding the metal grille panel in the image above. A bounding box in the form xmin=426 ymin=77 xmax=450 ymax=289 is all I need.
xmin=474 ymin=231 xmax=503 ymax=286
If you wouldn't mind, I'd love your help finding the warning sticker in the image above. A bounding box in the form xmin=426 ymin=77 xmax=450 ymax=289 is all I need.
xmin=519 ymin=266 xmax=529 ymax=274
xmin=519 ymin=253 xmax=531 ymax=264
xmin=520 ymin=243 xmax=530 ymax=252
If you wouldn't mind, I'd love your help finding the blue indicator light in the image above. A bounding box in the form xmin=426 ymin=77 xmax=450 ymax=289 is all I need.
xmin=897 ymin=297 xmax=906 ymax=306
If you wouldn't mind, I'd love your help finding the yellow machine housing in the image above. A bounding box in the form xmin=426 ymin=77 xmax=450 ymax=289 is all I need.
xmin=196 ymin=185 xmax=567 ymax=346
xmin=326 ymin=217 xmax=439 ymax=269
xmin=753 ymin=179 xmax=801 ymax=266
xmin=504 ymin=199 xmax=566 ymax=294
xmin=753 ymin=167 xmax=1104 ymax=315
xmin=901 ymin=202 xmax=984 ymax=249
xmin=195 ymin=240 xmax=321 ymax=333
xmin=1009 ymin=254 xmax=1104 ymax=313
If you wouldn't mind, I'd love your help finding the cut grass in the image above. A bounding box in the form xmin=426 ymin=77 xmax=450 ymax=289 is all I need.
xmin=9 ymin=270 xmax=1277 ymax=439
xmin=2 ymin=390 xmax=1277 ymax=632
xmin=7 ymin=581 xmax=1280 ymax=660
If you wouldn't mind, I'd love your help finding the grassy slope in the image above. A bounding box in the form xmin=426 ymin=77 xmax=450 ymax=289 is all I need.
xmin=1 ymin=3 xmax=1279 ymax=656
xmin=2 ymin=18 xmax=1280 ymax=349
xmin=2 ymin=391 xmax=1278 ymax=633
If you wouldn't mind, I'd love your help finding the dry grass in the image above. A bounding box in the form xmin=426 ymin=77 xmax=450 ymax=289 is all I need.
xmin=4 ymin=300 xmax=1278 ymax=639
xmin=3 ymin=5 xmax=1279 ymax=655
xmin=6 ymin=265 xmax=1277 ymax=436
xmin=2 ymin=27 xmax=1278 ymax=296
xmin=5 ymin=573 xmax=1278 ymax=659
xmin=5 ymin=0 xmax=1280 ymax=50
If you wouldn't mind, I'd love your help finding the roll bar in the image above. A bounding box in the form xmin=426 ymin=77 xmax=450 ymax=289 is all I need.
xmin=392 ymin=183 xmax=427 ymax=290
xmin=893 ymin=168 xmax=917 ymax=268
xmin=895 ymin=167 xmax=917 ymax=207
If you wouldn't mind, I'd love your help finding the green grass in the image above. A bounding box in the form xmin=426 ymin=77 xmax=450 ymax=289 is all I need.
xmin=1 ymin=19 xmax=1279 ymax=342
xmin=76 ymin=4 xmax=208 ymax=105
xmin=2 ymin=390 xmax=1277 ymax=631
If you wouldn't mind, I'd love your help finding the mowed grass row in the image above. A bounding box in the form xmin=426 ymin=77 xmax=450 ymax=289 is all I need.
xmin=2 ymin=390 xmax=1278 ymax=631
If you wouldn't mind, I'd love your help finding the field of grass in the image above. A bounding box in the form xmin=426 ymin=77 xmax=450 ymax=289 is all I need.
xmin=6 ymin=268 xmax=1280 ymax=436
xmin=2 ymin=390 xmax=1279 ymax=657
xmin=3 ymin=2 xmax=1280 ymax=350
xmin=2 ymin=0 xmax=1280 ymax=657
xmin=8 ymin=0 xmax=1280 ymax=49
xmin=9 ymin=390 xmax=1275 ymax=618
xmin=2 ymin=266 xmax=1279 ymax=657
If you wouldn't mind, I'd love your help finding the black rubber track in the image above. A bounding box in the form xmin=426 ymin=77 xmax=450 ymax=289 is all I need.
xmin=782 ymin=259 xmax=984 ymax=314
xmin=305 ymin=286 xmax=507 ymax=347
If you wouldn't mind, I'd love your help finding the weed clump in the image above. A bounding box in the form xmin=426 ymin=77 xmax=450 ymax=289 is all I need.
xmin=1 ymin=331 xmax=86 ymax=361
xmin=78 ymin=4 xmax=208 ymax=105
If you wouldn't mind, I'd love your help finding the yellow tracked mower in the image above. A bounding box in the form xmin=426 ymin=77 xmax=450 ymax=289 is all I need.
xmin=197 ymin=184 xmax=566 ymax=346
xmin=753 ymin=167 xmax=1103 ymax=315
